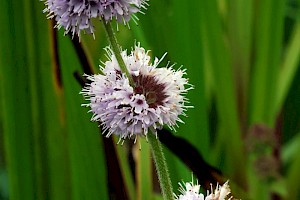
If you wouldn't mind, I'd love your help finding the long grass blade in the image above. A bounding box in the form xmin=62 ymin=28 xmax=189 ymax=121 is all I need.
xmin=275 ymin=23 xmax=300 ymax=113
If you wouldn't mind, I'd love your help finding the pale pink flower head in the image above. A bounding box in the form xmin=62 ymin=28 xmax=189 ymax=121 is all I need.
xmin=174 ymin=180 xmax=235 ymax=200
xmin=43 ymin=0 xmax=148 ymax=37
xmin=81 ymin=43 xmax=192 ymax=140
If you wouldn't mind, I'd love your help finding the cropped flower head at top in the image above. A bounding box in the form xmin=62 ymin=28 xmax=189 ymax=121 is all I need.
xmin=81 ymin=43 xmax=192 ymax=140
xmin=174 ymin=180 xmax=234 ymax=200
xmin=43 ymin=0 xmax=148 ymax=37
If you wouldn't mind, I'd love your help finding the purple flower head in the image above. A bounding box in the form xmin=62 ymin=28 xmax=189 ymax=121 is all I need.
xmin=43 ymin=0 xmax=148 ymax=37
xmin=81 ymin=43 xmax=193 ymax=140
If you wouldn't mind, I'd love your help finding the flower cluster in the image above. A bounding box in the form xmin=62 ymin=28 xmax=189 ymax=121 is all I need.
xmin=43 ymin=0 xmax=147 ymax=37
xmin=81 ymin=43 xmax=192 ymax=139
xmin=174 ymin=180 xmax=234 ymax=200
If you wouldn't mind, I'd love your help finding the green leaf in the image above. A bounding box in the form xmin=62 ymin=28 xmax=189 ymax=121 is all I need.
xmin=1 ymin=0 xmax=43 ymax=198
xmin=0 ymin=0 xmax=109 ymax=199
xmin=58 ymin=32 xmax=109 ymax=200
xmin=199 ymin=0 xmax=246 ymax=186
xmin=249 ymin=0 xmax=285 ymax=126
xmin=275 ymin=23 xmax=300 ymax=113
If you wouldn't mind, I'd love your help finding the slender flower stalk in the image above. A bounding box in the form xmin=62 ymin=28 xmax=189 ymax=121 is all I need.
xmin=148 ymin=133 xmax=174 ymax=200
xmin=102 ymin=21 xmax=135 ymax=86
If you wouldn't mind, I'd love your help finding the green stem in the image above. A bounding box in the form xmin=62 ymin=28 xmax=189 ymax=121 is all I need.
xmin=147 ymin=133 xmax=174 ymax=200
xmin=102 ymin=21 xmax=135 ymax=86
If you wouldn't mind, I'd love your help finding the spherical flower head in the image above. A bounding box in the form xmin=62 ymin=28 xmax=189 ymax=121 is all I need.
xmin=174 ymin=180 xmax=234 ymax=200
xmin=43 ymin=0 xmax=148 ymax=37
xmin=175 ymin=181 xmax=203 ymax=200
xmin=81 ymin=43 xmax=192 ymax=139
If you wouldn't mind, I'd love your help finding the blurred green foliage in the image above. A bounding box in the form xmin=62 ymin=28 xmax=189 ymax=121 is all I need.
xmin=1 ymin=0 xmax=300 ymax=199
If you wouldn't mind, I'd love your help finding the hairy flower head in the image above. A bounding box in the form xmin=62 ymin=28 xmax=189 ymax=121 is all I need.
xmin=81 ymin=43 xmax=192 ymax=139
xmin=43 ymin=0 xmax=148 ymax=37
xmin=174 ymin=180 xmax=234 ymax=200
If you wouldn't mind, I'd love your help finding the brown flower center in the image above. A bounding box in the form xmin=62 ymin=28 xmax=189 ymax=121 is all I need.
xmin=133 ymin=74 xmax=167 ymax=108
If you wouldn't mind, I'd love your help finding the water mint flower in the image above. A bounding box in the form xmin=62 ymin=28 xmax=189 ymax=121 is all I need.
xmin=174 ymin=180 xmax=234 ymax=200
xmin=81 ymin=43 xmax=192 ymax=139
xmin=43 ymin=0 xmax=148 ymax=37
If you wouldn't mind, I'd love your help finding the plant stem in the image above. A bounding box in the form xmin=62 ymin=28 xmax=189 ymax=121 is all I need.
xmin=148 ymin=133 xmax=174 ymax=200
xmin=102 ymin=19 xmax=173 ymax=199
xmin=102 ymin=21 xmax=135 ymax=86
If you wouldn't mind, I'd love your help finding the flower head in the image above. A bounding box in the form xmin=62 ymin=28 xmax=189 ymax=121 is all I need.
xmin=174 ymin=180 xmax=234 ymax=200
xmin=81 ymin=43 xmax=192 ymax=139
xmin=43 ymin=0 xmax=148 ymax=37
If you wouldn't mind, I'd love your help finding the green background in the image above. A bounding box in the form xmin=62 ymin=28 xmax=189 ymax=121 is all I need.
xmin=0 ymin=0 xmax=300 ymax=199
